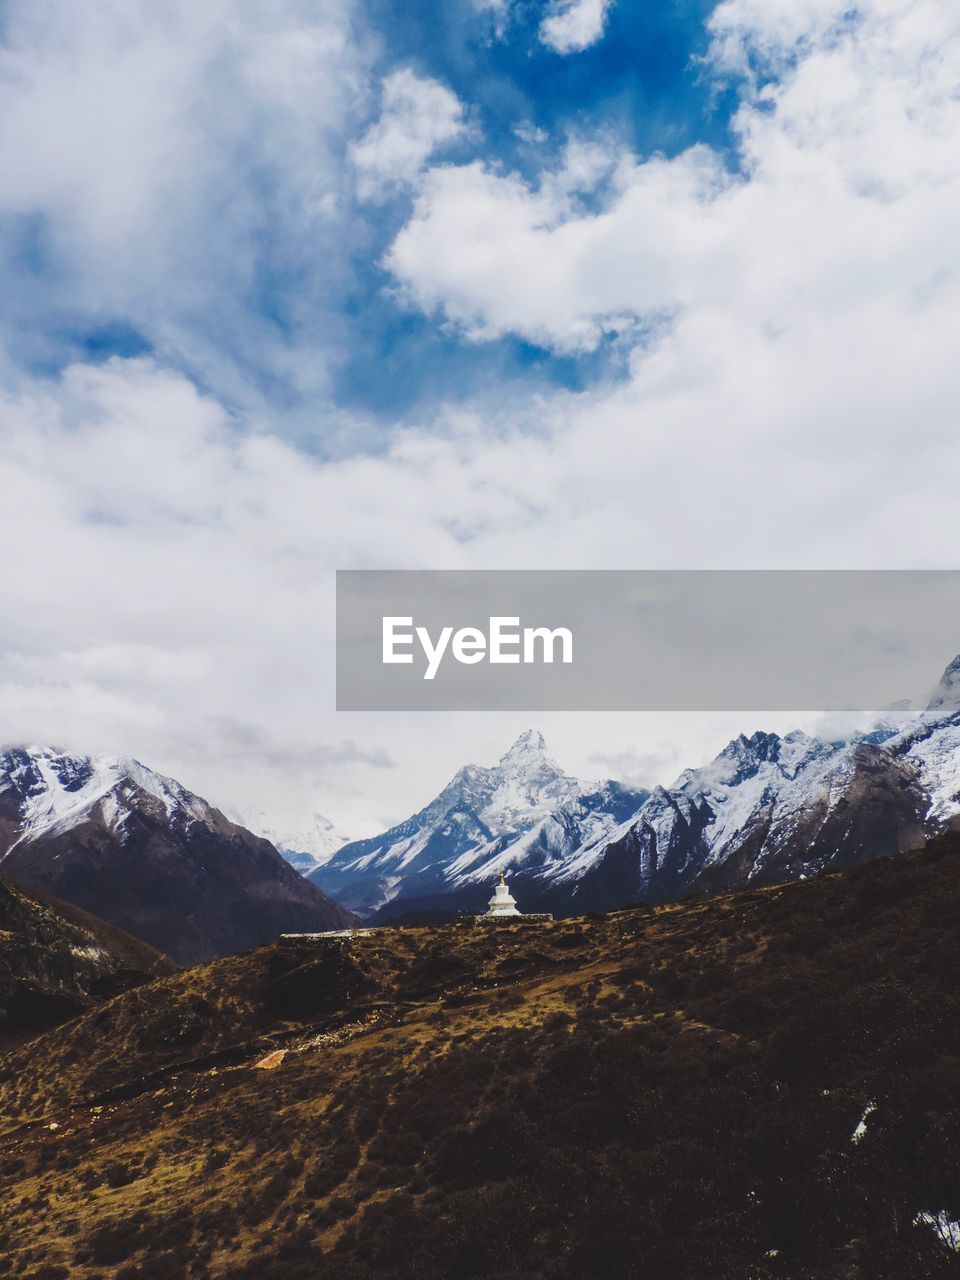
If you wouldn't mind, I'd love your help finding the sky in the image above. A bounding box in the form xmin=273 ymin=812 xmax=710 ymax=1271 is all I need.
xmin=1 ymin=0 xmax=959 ymax=841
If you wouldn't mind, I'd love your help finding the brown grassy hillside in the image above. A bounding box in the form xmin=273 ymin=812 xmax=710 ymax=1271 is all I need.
xmin=0 ymin=876 xmax=174 ymax=1045
xmin=1 ymin=838 xmax=959 ymax=1279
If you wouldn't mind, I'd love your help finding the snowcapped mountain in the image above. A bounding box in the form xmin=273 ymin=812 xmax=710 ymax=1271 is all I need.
xmin=0 ymin=747 xmax=356 ymax=963
xmin=313 ymin=655 xmax=960 ymax=921
xmin=232 ymin=809 xmax=350 ymax=875
xmin=0 ymin=749 xmax=211 ymax=855
xmin=517 ymin=655 xmax=960 ymax=912
xmin=307 ymin=730 xmax=648 ymax=918
xmin=532 ymin=729 xmax=927 ymax=911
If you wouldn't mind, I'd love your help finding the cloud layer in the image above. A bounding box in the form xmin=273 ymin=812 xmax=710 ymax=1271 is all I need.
xmin=0 ymin=0 xmax=373 ymax=413
xmin=1 ymin=0 xmax=959 ymax=832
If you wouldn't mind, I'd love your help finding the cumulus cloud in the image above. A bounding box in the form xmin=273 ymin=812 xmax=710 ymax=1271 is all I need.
xmin=539 ymin=0 xmax=614 ymax=54
xmin=386 ymin=0 xmax=960 ymax=359
xmin=705 ymin=0 xmax=862 ymax=78
xmin=352 ymin=70 xmax=468 ymax=199
xmin=387 ymin=140 xmax=725 ymax=350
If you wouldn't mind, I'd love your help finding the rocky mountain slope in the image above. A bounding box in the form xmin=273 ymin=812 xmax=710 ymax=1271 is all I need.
xmin=0 ymin=874 xmax=173 ymax=1043
xmin=531 ymin=656 xmax=960 ymax=912
xmin=308 ymin=730 xmax=647 ymax=917
xmin=1 ymin=838 xmax=958 ymax=1278
xmin=0 ymin=749 xmax=356 ymax=965
xmin=317 ymin=656 xmax=960 ymax=921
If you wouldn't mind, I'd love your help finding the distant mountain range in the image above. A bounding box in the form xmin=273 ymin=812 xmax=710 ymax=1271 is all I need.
xmin=308 ymin=728 xmax=648 ymax=918
xmin=232 ymin=808 xmax=351 ymax=875
xmin=0 ymin=749 xmax=355 ymax=964
xmin=310 ymin=657 xmax=960 ymax=921
xmin=7 ymin=655 xmax=960 ymax=954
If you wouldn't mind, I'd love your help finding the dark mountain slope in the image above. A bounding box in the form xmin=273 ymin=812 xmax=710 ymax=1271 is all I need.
xmin=1 ymin=837 xmax=959 ymax=1278
xmin=552 ymin=738 xmax=930 ymax=911
xmin=0 ymin=875 xmax=173 ymax=1043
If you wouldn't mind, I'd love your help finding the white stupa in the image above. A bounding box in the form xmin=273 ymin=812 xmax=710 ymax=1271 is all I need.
xmin=486 ymin=870 xmax=521 ymax=918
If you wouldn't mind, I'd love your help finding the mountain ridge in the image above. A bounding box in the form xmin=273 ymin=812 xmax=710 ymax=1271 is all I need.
xmin=308 ymin=729 xmax=648 ymax=917
xmin=0 ymin=747 xmax=357 ymax=964
xmin=313 ymin=656 xmax=960 ymax=921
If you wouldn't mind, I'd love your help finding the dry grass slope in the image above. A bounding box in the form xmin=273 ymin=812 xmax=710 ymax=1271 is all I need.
xmin=0 ymin=876 xmax=174 ymax=1045
xmin=1 ymin=837 xmax=959 ymax=1279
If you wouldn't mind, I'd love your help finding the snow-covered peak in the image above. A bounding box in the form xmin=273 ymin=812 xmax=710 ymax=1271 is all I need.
xmin=485 ymin=731 xmax=578 ymax=820
xmin=0 ymin=746 xmax=211 ymax=855
xmin=417 ymin=731 xmax=576 ymax=836
xmin=499 ymin=729 xmax=550 ymax=766
xmin=711 ymin=731 xmax=783 ymax=784
xmin=235 ymin=808 xmax=350 ymax=873
xmin=670 ymin=727 xmax=832 ymax=801
xmin=926 ymin=654 xmax=960 ymax=714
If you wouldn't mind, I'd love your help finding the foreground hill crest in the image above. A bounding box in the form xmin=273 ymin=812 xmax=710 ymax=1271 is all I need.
xmin=0 ymin=872 xmax=172 ymax=1041
xmin=2 ymin=838 xmax=958 ymax=1278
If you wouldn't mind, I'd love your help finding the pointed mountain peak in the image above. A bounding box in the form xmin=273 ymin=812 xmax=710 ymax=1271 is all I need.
xmin=926 ymin=654 xmax=960 ymax=713
xmin=499 ymin=729 xmax=549 ymax=765
xmin=717 ymin=730 xmax=781 ymax=766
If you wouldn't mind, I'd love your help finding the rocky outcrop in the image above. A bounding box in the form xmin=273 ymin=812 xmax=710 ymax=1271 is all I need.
xmin=0 ymin=874 xmax=173 ymax=1041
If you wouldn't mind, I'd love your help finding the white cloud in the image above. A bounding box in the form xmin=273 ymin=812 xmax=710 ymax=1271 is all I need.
xmin=352 ymin=69 xmax=468 ymax=199
xmin=539 ymin=0 xmax=614 ymax=54
xmin=387 ymin=140 xmax=726 ymax=350
xmin=472 ymin=0 xmax=512 ymax=38
xmin=0 ymin=0 xmax=373 ymax=412
xmin=3 ymin=0 xmax=960 ymax=836
xmin=386 ymin=0 xmax=960 ymax=363
xmin=705 ymin=0 xmax=863 ymax=79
